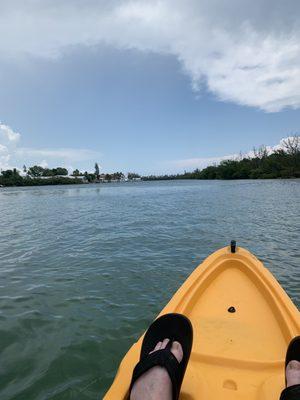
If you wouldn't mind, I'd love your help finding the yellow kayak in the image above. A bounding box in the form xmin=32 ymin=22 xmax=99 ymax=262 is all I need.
xmin=104 ymin=244 xmax=300 ymax=399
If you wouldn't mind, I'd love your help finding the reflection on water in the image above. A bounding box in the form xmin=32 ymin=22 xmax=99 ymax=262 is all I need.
xmin=0 ymin=180 xmax=299 ymax=399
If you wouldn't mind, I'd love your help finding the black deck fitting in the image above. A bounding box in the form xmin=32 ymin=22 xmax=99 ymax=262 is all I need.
xmin=230 ymin=240 xmax=236 ymax=253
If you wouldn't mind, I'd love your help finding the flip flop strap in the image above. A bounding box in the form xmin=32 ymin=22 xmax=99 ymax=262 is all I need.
xmin=280 ymin=384 xmax=300 ymax=400
xmin=129 ymin=349 xmax=181 ymax=400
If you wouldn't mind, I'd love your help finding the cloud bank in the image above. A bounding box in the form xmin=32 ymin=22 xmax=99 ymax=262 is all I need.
xmin=0 ymin=123 xmax=21 ymax=170
xmin=0 ymin=123 xmax=100 ymax=171
xmin=1 ymin=0 xmax=300 ymax=111
xmin=0 ymin=123 xmax=21 ymax=143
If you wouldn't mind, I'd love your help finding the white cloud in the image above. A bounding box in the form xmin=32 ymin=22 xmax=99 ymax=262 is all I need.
xmin=0 ymin=1 xmax=300 ymax=111
xmin=0 ymin=144 xmax=11 ymax=170
xmin=0 ymin=123 xmax=21 ymax=169
xmin=16 ymin=147 xmax=99 ymax=162
xmin=0 ymin=122 xmax=100 ymax=171
xmin=0 ymin=123 xmax=21 ymax=143
xmin=38 ymin=160 xmax=48 ymax=169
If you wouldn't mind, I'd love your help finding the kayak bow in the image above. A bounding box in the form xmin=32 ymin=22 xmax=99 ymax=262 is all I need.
xmin=104 ymin=244 xmax=300 ymax=400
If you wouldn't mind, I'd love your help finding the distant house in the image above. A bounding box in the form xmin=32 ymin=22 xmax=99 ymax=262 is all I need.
xmin=127 ymin=173 xmax=141 ymax=181
xmin=97 ymin=173 xmax=125 ymax=183
xmin=66 ymin=175 xmax=87 ymax=181
xmin=40 ymin=175 xmax=87 ymax=181
xmin=130 ymin=177 xmax=141 ymax=181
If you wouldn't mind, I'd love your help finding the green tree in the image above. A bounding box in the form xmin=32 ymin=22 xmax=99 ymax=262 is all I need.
xmin=52 ymin=167 xmax=68 ymax=176
xmin=83 ymin=171 xmax=95 ymax=182
xmin=72 ymin=169 xmax=80 ymax=176
xmin=95 ymin=163 xmax=100 ymax=178
xmin=42 ymin=168 xmax=54 ymax=177
xmin=28 ymin=165 xmax=45 ymax=177
xmin=128 ymin=172 xmax=141 ymax=180
xmin=1 ymin=169 xmax=14 ymax=178
xmin=0 ymin=169 xmax=23 ymax=186
xmin=112 ymin=172 xmax=125 ymax=180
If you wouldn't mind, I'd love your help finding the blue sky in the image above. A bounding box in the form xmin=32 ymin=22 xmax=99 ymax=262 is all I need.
xmin=0 ymin=1 xmax=299 ymax=174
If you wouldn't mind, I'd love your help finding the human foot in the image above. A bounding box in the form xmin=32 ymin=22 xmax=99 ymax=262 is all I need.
xmin=130 ymin=338 xmax=183 ymax=400
xmin=286 ymin=360 xmax=300 ymax=388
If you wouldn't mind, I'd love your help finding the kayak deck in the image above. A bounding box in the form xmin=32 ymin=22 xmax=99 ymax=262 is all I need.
xmin=104 ymin=246 xmax=300 ymax=399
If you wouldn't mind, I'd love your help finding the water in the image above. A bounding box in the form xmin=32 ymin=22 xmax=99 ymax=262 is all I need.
xmin=0 ymin=180 xmax=299 ymax=399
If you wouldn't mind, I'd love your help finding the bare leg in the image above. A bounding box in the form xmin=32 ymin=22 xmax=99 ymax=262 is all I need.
xmin=130 ymin=338 xmax=183 ymax=400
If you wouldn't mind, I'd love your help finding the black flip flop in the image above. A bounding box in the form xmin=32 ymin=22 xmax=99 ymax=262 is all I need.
xmin=280 ymin=336 xmax=300 ymax=400
xmin=128 ymin=313 xmax=193 ymax=400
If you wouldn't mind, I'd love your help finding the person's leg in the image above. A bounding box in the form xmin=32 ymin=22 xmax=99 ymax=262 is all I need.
xmin=280 ymin=360 xmax=300 ymax=400
xmin=130 ymin=338 xmax=183 ymax=400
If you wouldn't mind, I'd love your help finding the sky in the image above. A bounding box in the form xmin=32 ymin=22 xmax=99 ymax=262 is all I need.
xmin=0 ymin=0 xmax=299 ymax=175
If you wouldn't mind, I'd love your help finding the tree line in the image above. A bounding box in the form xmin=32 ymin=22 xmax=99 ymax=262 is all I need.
xmin=144 ymin=136 xmax=300 ymax=181
xmin=1 ymin=136 xmax=299 ymax=186
xmin=0 ymin=162 xmax=142 ymax=187
xmin=73 ymin=164 xmax=140 ymax=182
xmin=0 ymin=168 xmax=82 ymax=187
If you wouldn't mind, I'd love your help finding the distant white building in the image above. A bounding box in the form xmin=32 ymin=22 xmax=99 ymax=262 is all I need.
xmin=130 ymin=177 xmax=142 ymax=181
xmin=39 ymin=175 xmax=87 ymax=181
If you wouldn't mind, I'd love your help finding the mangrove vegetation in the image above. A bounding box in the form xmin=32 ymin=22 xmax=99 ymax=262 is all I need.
xmin=144 ymin=136 xmax=300 ymax=181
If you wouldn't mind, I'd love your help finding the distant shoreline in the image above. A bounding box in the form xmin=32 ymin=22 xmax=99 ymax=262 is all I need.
xmin=1 ymin=136 xmax=299 ymax=187
xmin=1 ymin=176 xmax=300 ymax=188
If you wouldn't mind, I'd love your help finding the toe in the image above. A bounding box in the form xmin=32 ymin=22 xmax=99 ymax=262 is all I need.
xmin=171 ymin=341 xmax=183 ymax=363
xmin=286 ymin=360 xmax=300 ymax=387
xmin=161 ymin=338 xmax=170 ymax=349
xmin=150 ymin=341 xmax=162 ymax=354
xmin=287 ymin=360 xmax=300 ymax=370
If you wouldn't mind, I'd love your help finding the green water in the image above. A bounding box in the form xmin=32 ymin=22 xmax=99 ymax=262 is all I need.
xmin=0 ymin=180 xmax=299 ymax=399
